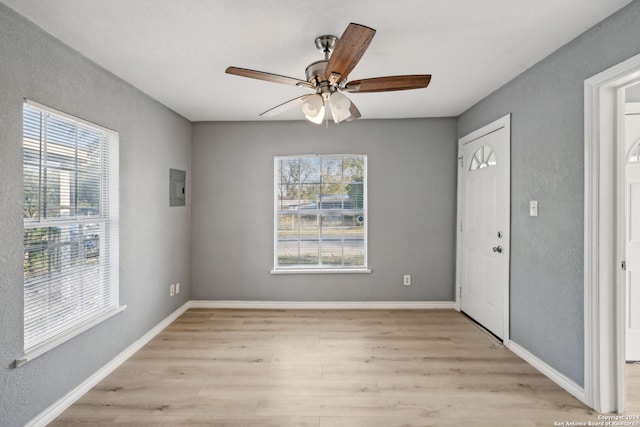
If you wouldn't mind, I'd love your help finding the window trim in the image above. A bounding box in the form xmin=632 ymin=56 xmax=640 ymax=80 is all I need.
xmin=273 ymin=154 xmax=369 ymax=273
xmin=15 ymin=305 xmax=126 ymax=367
xmin=270 ymin=268 xmax=372 ymax=275
xmin=17 ymin=99 xmax=124 ymax=367
xmin=25 ymin=99 xmax=116 ymax=137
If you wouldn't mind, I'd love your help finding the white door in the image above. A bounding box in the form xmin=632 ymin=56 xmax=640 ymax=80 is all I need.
xmin=626 ymin=133 xmax=640 ymax=360
xmin=457 ymin=115 xmax=510 ymax=340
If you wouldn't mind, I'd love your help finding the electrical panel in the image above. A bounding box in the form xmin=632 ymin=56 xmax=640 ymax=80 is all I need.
xmin=169 ymin=168 xmax=186 ymax=207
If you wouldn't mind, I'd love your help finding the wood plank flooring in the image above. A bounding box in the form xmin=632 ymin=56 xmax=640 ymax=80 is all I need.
xmin=50 ymin=309 xmax=634 ymax=426
xmin=628 ymin=363 xmax=640 ymax=415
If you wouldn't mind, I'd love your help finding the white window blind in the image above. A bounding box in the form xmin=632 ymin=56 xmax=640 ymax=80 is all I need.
xmin=274 ymin=155 xmax=367 ymax=271
xmin=22 ymin=101 xmax=120 ymax=356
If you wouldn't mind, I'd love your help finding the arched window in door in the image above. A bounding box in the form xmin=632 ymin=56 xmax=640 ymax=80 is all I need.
xmin=629 ymin=140 xmax=640 ymax=164
xmin=469 ymin=145 xmax=497 ymax=170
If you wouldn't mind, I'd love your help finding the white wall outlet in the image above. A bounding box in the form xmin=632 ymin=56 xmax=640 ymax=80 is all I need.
xmin=530 ymin=200 xmax=538 ymax=217
xmin=170 ymin=284 xmax=175 ymax=296
xmin=404 ymin=275 xmax=411 ymax=286
xmin=175 ymin=282 xmax=180 ymax=294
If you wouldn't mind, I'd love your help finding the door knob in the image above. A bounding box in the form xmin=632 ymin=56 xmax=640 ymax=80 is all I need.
xmin=492 ymin=245 xmax=503 ymax=253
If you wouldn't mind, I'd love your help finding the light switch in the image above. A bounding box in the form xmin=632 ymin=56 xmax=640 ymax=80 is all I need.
xmin=530 ymin=200 xmax=538 ymax=217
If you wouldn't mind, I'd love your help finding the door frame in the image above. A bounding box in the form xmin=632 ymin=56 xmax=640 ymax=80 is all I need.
xmin=625 ymin=101 xmax=640 ymax=366
xmin=584 ymin=52 xmax=640 ymax=413
xmin=455 ymin=113 xmax=511 ymax=344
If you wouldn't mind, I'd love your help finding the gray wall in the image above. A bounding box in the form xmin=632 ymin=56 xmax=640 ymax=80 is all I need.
xmin=4 ymin=0 xmax=640 ymax=423
xmin=458 ymin=1 xmax=640 ymax=386
xmin=0 ymin=4 xmax=192 ymax=426
xmin=190 ymin=119 xmax=457 ymax=302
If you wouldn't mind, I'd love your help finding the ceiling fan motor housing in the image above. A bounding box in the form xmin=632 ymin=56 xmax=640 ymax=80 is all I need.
xmin=305 ymin=35 xmax=340 ymax=92
xmin=305 ymin=60 xmax=329 ymax=86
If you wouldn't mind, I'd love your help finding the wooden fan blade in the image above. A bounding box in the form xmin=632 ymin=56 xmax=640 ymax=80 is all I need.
xmin=344 ymin=75 xmax=431 ymax=93
xmin=226 ymin=66 xmax=313 ymax=89
xmin=260 ymin=95 xmax=312 ymax=117
xmin=325 ymin=23 xmax=375 ymax=84
xmin=345 ymin=101 xmax=361 ymax=122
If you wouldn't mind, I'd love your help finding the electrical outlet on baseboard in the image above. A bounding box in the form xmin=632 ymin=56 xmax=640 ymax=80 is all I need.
xmin=169 ymin=284 xmax=175 ymax=297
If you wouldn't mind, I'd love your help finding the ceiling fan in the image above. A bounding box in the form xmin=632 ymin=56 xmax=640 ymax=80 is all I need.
xmin=225 ymin=23 xmax=432 ymax=124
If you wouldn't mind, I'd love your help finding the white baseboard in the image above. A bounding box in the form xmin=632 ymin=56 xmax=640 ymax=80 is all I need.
xmin=507 ymin=340 xmax=586 ymax=404
xmin=24 ymin=298 xmax=479 ymax=426
xmin=189 ymin=300 xmax=456 ymax=310
xmin=27 ymin=300 xmax=589 ymax=426
xmin=26 ymin=301 xmax=191 ymax=427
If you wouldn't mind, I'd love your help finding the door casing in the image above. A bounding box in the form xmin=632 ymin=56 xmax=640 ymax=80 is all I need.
xmin=455 ymin=114 xmax=511 ymax=343
xmin=625 ymin=103 xmax=640 ymax=362
xmin=584 ymin=51 xmax=640 ymax=414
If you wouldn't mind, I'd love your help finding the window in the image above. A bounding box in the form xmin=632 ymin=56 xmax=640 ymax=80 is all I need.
xmin=274 ymin=155 xmax=368 ymax=272
xmin=470 ymin=145 xmax=497 ymax=170
xmin=21 ymin=101 xmax=121 ymax=362
xmin=630 ymin=140 xmax=640 ymax=164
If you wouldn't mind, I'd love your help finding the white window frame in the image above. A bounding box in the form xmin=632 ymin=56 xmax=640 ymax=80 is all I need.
xmin=272 ymin=154 xmax=370 ymax=274
xmin=17 ymin=100 xmax=124 ymax=367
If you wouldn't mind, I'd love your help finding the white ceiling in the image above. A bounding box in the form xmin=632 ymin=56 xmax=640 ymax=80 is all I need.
xmin=2 ymin=0 xmax=632 ymax=122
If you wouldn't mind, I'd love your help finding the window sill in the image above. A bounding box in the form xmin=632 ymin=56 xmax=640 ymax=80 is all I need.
xmin=15 ymin=305 xmax=127 ymax=368
xmin=270 ymin=268 xmax=372 ymax=275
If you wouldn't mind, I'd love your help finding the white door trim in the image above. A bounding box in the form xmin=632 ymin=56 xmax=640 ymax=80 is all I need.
xmin=584 ymin=52 xmax=640 ymax=413
xmin=624 ymin=112 xmax=640 ymax=363
xmin=455 ymin=113 xmax=511 ymax=343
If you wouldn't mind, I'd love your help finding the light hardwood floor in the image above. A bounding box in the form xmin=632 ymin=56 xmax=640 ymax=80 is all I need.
xmin=51 ymin=309 xmax=635 ymax=426
xmin=628 ymin=363 xmax=640 ymax=415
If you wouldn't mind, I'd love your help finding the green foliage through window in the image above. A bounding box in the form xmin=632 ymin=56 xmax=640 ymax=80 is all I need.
xmin=275 ymin=155 xmax=367 ymax=270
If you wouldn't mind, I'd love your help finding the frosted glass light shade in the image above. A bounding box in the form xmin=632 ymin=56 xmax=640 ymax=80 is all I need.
xmin=329 ymin=91 xmax=352 ymax=123
xmin=330 ymin=91 xmax=351 ymax=114
xmin=305 ymin=106 xmax=325 ymax=124
xmin=301 ymin=94 xmax=323 ymax=117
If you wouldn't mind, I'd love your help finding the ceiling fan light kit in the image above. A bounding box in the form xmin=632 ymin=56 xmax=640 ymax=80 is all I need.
xmin=329 ymin=91 xmax=351 ymax=121
xmin=301 ymin=94 xmax=322 ymax=117
xmin=226 ymin=23 xmax=431 ymax=125
xmin=330 ymin=91 xmax=351 ymax=114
